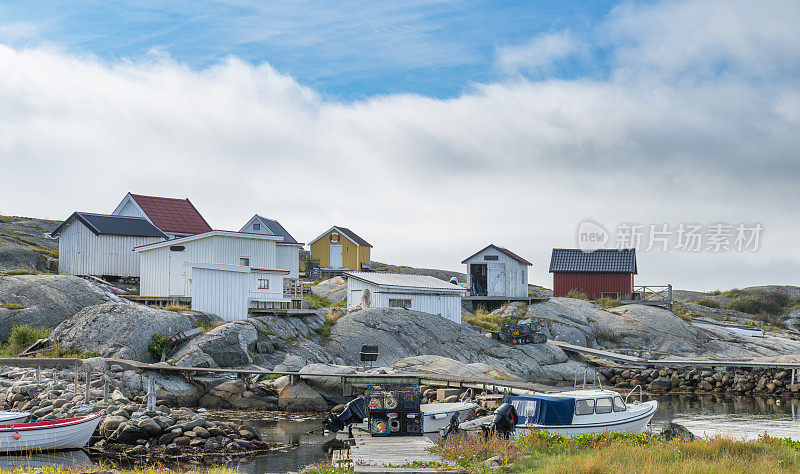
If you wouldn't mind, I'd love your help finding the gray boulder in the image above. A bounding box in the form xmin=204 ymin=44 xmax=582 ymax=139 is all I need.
xmin=0 ymin=248 xmax=48 ymax=273
xmin=50 ymin=302 xmax=216 ymax=362
xmin=393 ymin=355 xmax=522 ymax=380
xmin=310 ymin=284 xmax=347 ymax=303
xmin=277 ymin=381 xmax=328 ymax=412
xmin=173 ymin=320 xmax=258 ymax=368
xmin=299 ymin=363 xmax=357 ymax=404
xmin=0 ymin=274 xmax=106 ymax=340
xmin=324 ymin=307 xmax=573 ymax=382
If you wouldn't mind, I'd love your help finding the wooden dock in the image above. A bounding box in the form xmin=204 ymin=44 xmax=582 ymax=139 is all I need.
xmin=335 ymin=425 xmax=460 ymax=473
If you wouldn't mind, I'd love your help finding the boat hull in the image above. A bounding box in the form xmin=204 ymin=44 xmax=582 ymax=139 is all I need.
xmin=0 ymin=414 xmax=103 ymax=453
xmin=421 ymin=402 xmax=479 ymax=433
xmin=0 ymin=412 xmax=30 ymax=425
xmin=513 ymin=401 xmax=658 ymax=438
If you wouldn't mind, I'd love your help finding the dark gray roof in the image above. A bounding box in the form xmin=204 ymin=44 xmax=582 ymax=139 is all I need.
xmin=549 ymin=248 xmax=637 ymax=274
xmin=335 ymin=226 xmax=372 ymax=247
xmin=52 ymin=212 xmax=167 ymax=238
xmin=256 ymin=215 xmax=299 ymax=244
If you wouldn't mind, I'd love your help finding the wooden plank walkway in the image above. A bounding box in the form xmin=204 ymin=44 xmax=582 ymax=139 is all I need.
xmin=550 ymin=340 xmax=645 ymax=364
xmin=342 ymin=425 xmax=459 ymax=473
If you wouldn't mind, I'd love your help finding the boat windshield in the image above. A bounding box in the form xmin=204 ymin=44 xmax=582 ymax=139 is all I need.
xmin=613 ymin=396 xmax=627 ymax=412
xmin=511 ymin=399 xmax=538 ymax=418
xmin=575 ymin=399 xmax=595 ymax=415
xmin=595 ymin=397 xmax=613 ymax=414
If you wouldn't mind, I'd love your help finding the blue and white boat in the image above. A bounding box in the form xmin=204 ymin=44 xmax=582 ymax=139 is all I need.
xmin=506 ymin=389 xmax=658 ymax=438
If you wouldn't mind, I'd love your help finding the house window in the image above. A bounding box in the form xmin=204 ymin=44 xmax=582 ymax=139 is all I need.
xmin=253 ymin=223 xmax=261 ymax=231
xmin=484 ymin=255 xmax=499 ymax=261
xmin=258 ymin=278 xmax=269 ymax=289
xmin=389 ymin=299 xmax=412 ymax=309
xmin=239 ymin=257 xmax=250 ymax=266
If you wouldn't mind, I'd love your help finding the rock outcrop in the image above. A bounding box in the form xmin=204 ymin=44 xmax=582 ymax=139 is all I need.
xmin=0 ymin=274 xmax=106 ymax=339
xmin=310 ymin=283 xmax=347 ymax=303
xmin=50 ymin=302 xmax=218 ymax=362
xmin=324 ymin=307 xmax=574 ymax=382
xmin=0 ymin=248 xmax=49 ymax=273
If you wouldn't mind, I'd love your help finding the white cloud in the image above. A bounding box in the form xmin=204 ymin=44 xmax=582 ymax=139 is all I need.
xmin=0 ymin=0 xmax=799 ymax=290
xmin=495 ymin=31 xmax=579 ymax=75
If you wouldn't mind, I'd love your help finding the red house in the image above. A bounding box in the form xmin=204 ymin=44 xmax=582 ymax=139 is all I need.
xmin=549 ymin=248 xmax=637 ymax=299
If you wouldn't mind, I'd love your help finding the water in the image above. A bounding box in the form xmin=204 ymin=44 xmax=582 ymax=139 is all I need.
xmin=651 ymin=394 xmax=800 ymax=441
xmin=5 ymin=396 xmax=800 ymax=472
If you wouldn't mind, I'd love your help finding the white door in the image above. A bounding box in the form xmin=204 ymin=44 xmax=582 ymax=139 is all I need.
xmin=168 ymin=250 xmax=186 ymax=296
xmin=488 ymin=262 xmax=505 ymax=296
xmin=330 ymin=244 xmax=343 ymax=268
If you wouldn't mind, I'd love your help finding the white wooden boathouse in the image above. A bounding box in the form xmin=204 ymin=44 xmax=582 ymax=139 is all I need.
xmin=187 ymin=262 xmax=290 ymax=320
xmin=51 ymin=212 xmax=167 ymax=278
xmin=134 ymin=230 xmax=284 ymax=298
xmin=345 ymin=272 xmax=466 ymax=324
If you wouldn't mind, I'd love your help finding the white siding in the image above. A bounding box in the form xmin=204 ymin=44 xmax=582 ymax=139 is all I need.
xmin=138 ymin=234 xmax=278 ymax=297
xmin=276 ymin=244 xmax=300 ymax=279
xmin=57 ymin=219 xmax=162 ymax=278
xmin=190 ymin=267 xmax=286 ymax=321
xmin=464 ymin=248 xmax=529 ymax=298
xmin=114 ymin=199 xmax=147 ymax=219
xmin=346 ymin=278 xmax=463 ymax=323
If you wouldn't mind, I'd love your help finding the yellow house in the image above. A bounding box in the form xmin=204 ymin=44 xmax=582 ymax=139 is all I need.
xmin=309 ymin=226 xmax=372 ymax=271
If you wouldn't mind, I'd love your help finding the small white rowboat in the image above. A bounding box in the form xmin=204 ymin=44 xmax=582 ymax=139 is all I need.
xmin=0 ymin=413 xmax=102 ymax=453
xmin=0 ymin=411 xmax=30 ymax=425
xmin=421 ymin=401 xmax=479 ymax=433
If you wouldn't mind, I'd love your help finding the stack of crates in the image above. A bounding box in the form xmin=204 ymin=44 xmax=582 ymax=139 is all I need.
xmin=365 ymin=385 xmax=423 ymax=436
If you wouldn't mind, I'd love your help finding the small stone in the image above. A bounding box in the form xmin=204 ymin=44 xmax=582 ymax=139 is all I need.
xmin=164 ymin=443 xmax=181 ymax=455
xmin=193 ymin=426 xmax=210 ymax=438
xmin=174 ymin=436 xmax=191 ymax=446
xmin=158 ymin=432 xmax=180 ymax=446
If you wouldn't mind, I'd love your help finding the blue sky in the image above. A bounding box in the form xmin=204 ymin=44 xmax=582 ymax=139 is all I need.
xmin=0 ymin=1 xmax=614 ymax=99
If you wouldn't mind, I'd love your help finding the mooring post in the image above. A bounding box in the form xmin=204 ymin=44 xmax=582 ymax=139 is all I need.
xmin=36 ymin=366 xmax=41 ymax=384
xmin=147 ymin=375 xmax=156 ymax=411
xmin=103 ymin=367 xmax=109 ymax=404
xmin=289 ymin=374 xmax=295 ymax=386
xmin=85 ymin=371 xmax=91 ymax=402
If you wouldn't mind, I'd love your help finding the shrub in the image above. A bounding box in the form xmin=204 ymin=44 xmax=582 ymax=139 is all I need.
xmin=163 ymin=304 xmax=188 ymax=312
xmin=595 ymin=297 xmax=621 ymax=309
xmin=3 ymin=325 xmax=52 ymax=356
xmin=727 ymin=291 xmax=789 ymax=315
xmin=696 ymin=298 xmax=721 ymax=309
xmin=566 ymin=289 xmax=589 ymax=300
xmin=304 ymin=293 xmax=344 ymax=309
xmin=147 ymin=334 xmax=172 ymax=360
xmin=462 ymin=304 xmax=523 ymax=332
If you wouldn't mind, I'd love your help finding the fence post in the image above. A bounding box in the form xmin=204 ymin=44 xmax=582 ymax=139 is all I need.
xmin=103 ymin=367 xmax=109 ymax=404
xmin=147 ymin=375 xmax=156 ymax=411
xmin=74 ymin=367 xmax=79 ymax=392
xmin=85 ymin=371 xmax=91 ymax=403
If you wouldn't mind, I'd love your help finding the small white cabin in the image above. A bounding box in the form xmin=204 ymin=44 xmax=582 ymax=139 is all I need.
xmin=187 ymin=262 xmax=290 ymax=321
xmin=239 ymin=215 xmax=303 ymax=280
xmin=135 ymin=230 xmax=283 ymax=297
xmin=462 ymin=245 xmax=531 ymax=298
xmin=51 ymin=212 xmax=167 ymax=278
xmin=345 ymin=272 xmax=466 ymax=324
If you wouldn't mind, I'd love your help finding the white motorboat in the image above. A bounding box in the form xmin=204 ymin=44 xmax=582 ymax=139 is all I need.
xmin=0 ymin=411 xmax=30 ymax=425
xmin=421 ymin=401 xmax=478 ymax=433
xmin=0 ymin=413 xmax=103 ymax=453
xmin=508 ymin=389 xmax=658 ymax=438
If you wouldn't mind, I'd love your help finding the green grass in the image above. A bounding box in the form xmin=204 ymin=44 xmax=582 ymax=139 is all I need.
xmin=594 ymin=297 xmax=621 ymax=309
xmin=0 ymin=215 xmax=17 ymax=223
xmin=462 ymin=304 xmax=524 ymax=332
xmin=0 ymin=232 xmax=59 ymax=259
xmin=147 ymin=333 xmax=172 ymax=360
xmin=3 ymin=269 xmax=41 ymax=276
xmin=566 ymin=289 xmax=588 ymax=300
xmin=304 ymin=293 xmax=345 ymax=309
xmin=0 ymin=303 xmax=26 ymax=310
xmin=0 ymin=325 xmax=99 ymax=359
xmin=436 ymin=431 xmax=800 ymax=473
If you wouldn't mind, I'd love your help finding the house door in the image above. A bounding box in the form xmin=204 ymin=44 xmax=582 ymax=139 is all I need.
xmin=168 ymin=250 xmax=186 ymax=296
xmin=487 ymin=262 xmax=505 ymax=296
xmin=330 ymin=244 xmax=343 ymax=268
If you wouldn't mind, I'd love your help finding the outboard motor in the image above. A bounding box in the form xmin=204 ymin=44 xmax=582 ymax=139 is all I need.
xmin=485 ymin=402 xmax=518 ymax=439
xmin=323 ymin=396 xmax=366 ymax=433
xmin=441 ymin=410 xmax=462 ymax=439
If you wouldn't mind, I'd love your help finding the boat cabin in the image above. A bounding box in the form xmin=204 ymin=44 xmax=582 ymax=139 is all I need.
xmin=505 ymin=389 xmax=631 ymax=427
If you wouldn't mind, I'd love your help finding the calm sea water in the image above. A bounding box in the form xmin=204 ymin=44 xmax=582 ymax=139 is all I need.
xmin=5 ymin=395 xmax=800 ymax=472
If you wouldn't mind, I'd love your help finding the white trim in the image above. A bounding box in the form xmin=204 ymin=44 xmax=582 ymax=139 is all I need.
xmin=184 ymin=261 xmax=288 ymax=274
xmin=308 ymin=226 xmax=360 ymax=247
xmin=134 ymin=230 xmax=283 ymax=252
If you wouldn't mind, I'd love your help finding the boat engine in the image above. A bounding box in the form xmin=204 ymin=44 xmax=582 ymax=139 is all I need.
xmin=323 ymin=396 xmax=366 ymax=433
xmin=484 ymin=402 xmax=518 ymax=439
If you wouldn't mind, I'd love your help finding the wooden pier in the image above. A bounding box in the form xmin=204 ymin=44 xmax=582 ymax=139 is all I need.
xmin=334 ymin=425 xmax=460 ymax=473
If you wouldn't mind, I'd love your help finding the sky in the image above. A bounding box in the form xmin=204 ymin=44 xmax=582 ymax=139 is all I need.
xmin=0 ymin=0 xmax=798 ymax=290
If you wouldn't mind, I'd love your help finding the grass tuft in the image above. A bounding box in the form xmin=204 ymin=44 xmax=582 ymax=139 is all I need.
xmin=304 ymin=293 xmax=346 ymax=309
xmin=462 ymin=304 xmax=524 ymax=331
xmin=566 ymin=289 xmax=589 ymax=300
xmin=594 ymin=297 xmax=621 ymax=309
xmin=0 ymin=303 xmax=26 ymax=310
xmin=697 ymin=297 xmax=722 ymax=309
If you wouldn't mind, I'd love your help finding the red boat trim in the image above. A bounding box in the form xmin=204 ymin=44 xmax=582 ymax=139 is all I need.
xmin=0 ymin=413 xmax=102 ymax=431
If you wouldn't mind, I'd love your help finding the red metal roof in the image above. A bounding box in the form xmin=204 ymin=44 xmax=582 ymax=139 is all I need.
xmin=130 ymin=193 xmax=212 ymax=235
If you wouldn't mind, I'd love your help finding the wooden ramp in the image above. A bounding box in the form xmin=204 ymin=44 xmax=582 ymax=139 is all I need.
xmin=338 ymin=425 xmax=460 ymax=473
xmin=549 ymin=340 xmax=645 ymax=364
